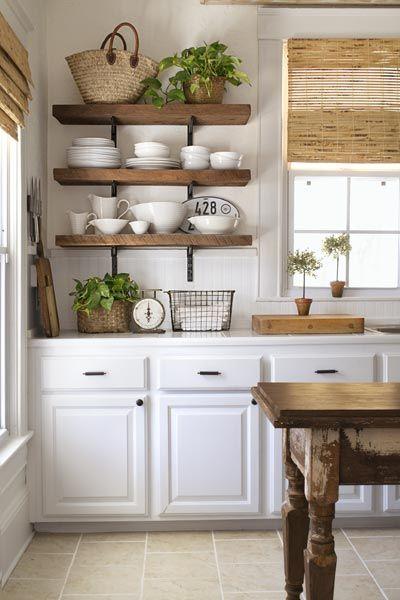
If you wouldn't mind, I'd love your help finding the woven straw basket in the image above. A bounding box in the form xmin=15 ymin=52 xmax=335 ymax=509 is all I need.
xmin=66 ymin=22 xmax=158 ymax=104
xmin=183 ymin=76 xmax=226 ymax=104
xmin=77 ymin=300 xmax=132 ymax=334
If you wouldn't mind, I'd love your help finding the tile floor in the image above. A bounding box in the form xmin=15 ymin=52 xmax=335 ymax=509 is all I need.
xmin=1 ymin=528 xmax=400 ymax=599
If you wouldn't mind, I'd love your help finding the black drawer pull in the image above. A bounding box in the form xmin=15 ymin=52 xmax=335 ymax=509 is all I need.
xmin=83 ymin=371 xmax=107 ymax=376
xmin=136 ymin=399 xmax=144 ymax=407
xmin=315 ymin=369 xmax=339 ymax=375
xmin=197 ymin=371 xmax=222 ymax=376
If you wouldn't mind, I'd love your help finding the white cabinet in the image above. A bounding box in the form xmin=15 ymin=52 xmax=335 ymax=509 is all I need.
xmin=42 ymin=394 xmax=147 ymax=517
xmin=158 ymin=394 xmax=260 ymax=515
xmin=268 ymin=353 xmax=375 ymax=515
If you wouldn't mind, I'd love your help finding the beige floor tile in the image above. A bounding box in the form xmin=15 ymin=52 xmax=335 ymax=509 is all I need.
xmin=333 ymin=575 xmax=384 ymax=599
xmin=216 ymin=539 xmax=283 ymax=564
xmin=352 ymin=538 xmax=400 ymax=561
xmin=224 ymin=594 xmax=286 ymax=599
xmin=145 ymin=551 xmax=218 ymax=579
xmin=384 ymin=590 xmax=400 ymax=600
xmin=147 ymin=531 xmax=213 ymax=553
xmin=81 ymin=531 xmax=146 ymax=542
xmin=367 ymin=560 xmax=400 ymax=588
xmin=332 ymin=530 xmax=351 ymax=548
xmin=0 ymin=579 xmax=63 ymax=599
xmin=11 ymin=553 xmax=72 ymax=579
xmin=214 ymin=530 xmax=279 ymax=540
xmin=143 ymin=577 xmax=221 ymax=599
xmin=220 ymin=563 xmax=285 ymax=593
xmin=75 ymin=541 xmax=145 ymax=565
xmin=336 ymin=547 xmax=368 ymax=575
xmin=27 ymin=533 xmax=80 ymax=554
xmin=64 ymin=564 xmax=142 ymax=595
xmin=345 ymin=529 xmax=400 ymax=538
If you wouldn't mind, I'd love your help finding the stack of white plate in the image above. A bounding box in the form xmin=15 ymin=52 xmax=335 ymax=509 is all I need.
xmin=67 ymin=142 xmax=122 ymax=168
xmin=72 ymin=137 xmax=115 ymax=148
xmin=134 ymin=142 xmax=170 ymax=158
xmin=125 ymin=157 xmax=181 ymax=170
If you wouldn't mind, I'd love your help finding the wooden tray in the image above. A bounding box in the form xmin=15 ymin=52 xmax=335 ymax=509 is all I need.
xmin=252 ymin=314 xmax=364 ymax=335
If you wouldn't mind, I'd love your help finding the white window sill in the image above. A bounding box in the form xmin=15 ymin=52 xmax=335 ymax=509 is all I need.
xmin=0 ymin=432 xmax=33 ymax=469
xmin=257 ymin=296 xmax=400 ymax=303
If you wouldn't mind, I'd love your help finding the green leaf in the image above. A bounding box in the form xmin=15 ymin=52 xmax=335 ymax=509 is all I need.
xmin=166 ymin=88 xmax=186 ymax=103
xmin=100 ymin=297 xmax=114 ymax=311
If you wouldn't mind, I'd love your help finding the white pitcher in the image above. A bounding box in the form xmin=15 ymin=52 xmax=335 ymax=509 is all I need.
xmin=88 ymin=194 xmax=130 ymax=219
xmin=67 ymin=210 xmax=97 ymax=235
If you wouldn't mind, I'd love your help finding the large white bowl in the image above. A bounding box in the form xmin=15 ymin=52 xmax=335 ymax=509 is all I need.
xmin=131 ymin=202 xmax=187 ymax=234
xmin=135 ymin=147 xmax=170 ymax=158
xmin=88 ymin=218 xmax=129 ymax=235
xmin=188 ymin=215 xmax=240 ymax=234
xmin=182 ymin=156 xmax=210 ymax=171
xmin=181 ymin=145 xmax=210 ymax=157
xmin=210 ymin=152 xmax=243 ymax=170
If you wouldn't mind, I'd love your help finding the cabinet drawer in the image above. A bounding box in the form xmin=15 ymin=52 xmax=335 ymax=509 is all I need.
xmin=159 ymin=356 xmax=261 ymax=390
xmin=41 ymin=355 xmax=146 ymax=391
xmin=271 ymin=354 xmax=375 ymax=383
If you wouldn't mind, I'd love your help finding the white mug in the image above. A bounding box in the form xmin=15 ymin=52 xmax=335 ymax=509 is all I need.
xmin=68 ymin=210 xmax=97 ymax=235
xmin=88 ymin=194 xmax=130 ymax=219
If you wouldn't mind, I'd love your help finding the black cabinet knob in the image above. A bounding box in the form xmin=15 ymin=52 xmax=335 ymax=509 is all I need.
xmin=251 ymin=399 xmax=257 ymax=406
xmin=136 ymin=399 xmax=144 ymax=406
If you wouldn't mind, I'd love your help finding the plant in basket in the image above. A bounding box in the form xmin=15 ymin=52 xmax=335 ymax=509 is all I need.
xmin=142 ymin=41 xmax=250 ymax=107
xmin=70 ymin=273 xmax=140 ymax=333
xmin=287 ymin=249 xmax=322 ymax=316
xmin=322 ymin=233 xmax=352 ymax=298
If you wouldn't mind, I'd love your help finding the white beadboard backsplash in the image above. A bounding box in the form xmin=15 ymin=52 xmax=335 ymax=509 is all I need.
xmin=51 ymin=248 xmax=400 ymax=331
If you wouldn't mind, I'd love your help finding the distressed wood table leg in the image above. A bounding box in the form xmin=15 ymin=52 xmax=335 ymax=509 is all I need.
xmin=282 ymin=430 xmax=309 ymax=600
xmin=304 ymin=428 xmax=340 ymax=600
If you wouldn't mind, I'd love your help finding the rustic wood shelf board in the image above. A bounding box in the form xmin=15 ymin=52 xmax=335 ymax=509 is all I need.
xmin=55 ymin=233 xmax=253 ymax=248
xmin=52 ymin=104 xmax=251 ymax=126
xmin=53 ymin=168 xmax=251 ymax=187
xmin=252 ymin=314 xmax=365 ymax=335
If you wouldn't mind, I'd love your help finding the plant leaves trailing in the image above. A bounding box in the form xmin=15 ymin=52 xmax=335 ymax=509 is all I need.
xmin=287 ymin=249 xmax=322 ymax=299
xmin=142 ymin=41 xmax=251 ymax=107
xmin=70 ymin=273 xmax=140 ymax=316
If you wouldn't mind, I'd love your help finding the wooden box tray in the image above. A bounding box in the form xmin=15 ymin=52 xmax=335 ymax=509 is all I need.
xmin=252 ymin=314 xmax=365 ymax=335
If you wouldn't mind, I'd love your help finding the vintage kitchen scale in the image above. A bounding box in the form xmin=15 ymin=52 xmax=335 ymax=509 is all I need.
xmin=132 ymin=289 xmax=166 ymax=334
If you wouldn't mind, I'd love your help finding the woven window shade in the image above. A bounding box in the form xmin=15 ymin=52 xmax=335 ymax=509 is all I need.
xmin=0 ymin=11 xmax=33 ymax=139
xmin=287 ymin=39 xmax=400 ymax=163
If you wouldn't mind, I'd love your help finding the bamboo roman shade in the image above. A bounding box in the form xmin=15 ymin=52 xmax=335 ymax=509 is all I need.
xmin=0 ymin=11 xmax=33 ymax=139
xmin=287 ymin=39 xmax=400 ymax=163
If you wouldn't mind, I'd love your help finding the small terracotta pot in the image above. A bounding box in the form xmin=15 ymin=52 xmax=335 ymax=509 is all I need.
xmin=330 ymin=281 xmax=345 ymax=298
xmin=295 ymin=298 xmax=312 ymax=316
xmin=183 ymin=76 xmax=226 ymax=104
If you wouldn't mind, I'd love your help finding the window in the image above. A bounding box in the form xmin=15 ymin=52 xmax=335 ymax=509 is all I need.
xmin=288 ymin=169 xmax=400 ymax=294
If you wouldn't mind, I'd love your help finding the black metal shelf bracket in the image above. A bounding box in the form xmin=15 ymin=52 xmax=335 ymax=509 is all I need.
xmin=111 ymin=116 xmax=117 ymax=147
xmin=187 ymin=246 xmax=194 ymax=282
xmin=187 ymin=181 xmax=194 ymax=201
xmin=111 ymin=246 xmax=118 ymax=276
xmin=111 ymin=180 xmax=118 ymax=198
xmin=187 ymin=115 xmax=195 ymax=147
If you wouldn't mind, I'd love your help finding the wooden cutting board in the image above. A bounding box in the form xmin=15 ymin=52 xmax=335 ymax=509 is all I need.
xmin=36 ymin=256 xmax=60 ymax=338
xmin=252 ymin=314 xmax=364 ymax=335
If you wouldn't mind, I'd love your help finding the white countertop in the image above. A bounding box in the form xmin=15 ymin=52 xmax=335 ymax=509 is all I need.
xmin=28 ymin=328 xmax=400 ymax=347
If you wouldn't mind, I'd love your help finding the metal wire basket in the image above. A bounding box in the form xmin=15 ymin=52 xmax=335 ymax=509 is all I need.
xmin=166 ymin=290 xmax=235 ymax=332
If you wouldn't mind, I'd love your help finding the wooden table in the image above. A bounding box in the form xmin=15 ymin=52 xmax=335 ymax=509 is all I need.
xmin=251 ymin=382 xmax=400 ymax=600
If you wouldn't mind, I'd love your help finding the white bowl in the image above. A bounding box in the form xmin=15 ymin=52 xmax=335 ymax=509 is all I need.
xmin=182 ymin=156 xmax=210 ymax=171
xmin=135 ymin=147 xmax=170 ymax=158
xmin=181 ymin=145 xmax=210 ymax=157
xmin=129 ymin=220 xmax=150 ymax=234
xmin=131 ymin=202 xmax=187 ymax=234
xmin=188 ymin=215 xmax=240 ymax=234
xmin=212 ymin=151 xmax=242 ymax=160
xmin=210 ymin=152 xmax=242 ymax=170
xmin=88 ymin=218 xmax=129 ymax=235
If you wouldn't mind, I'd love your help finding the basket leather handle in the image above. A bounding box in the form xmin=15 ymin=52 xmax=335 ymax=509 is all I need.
xmin=106 ymin=22 xmax=139 ymax=68
xmin=100 ymin=32 xmax=127 ymax=51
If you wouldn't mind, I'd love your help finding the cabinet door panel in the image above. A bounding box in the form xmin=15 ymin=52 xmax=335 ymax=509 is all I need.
xmin=43 ymin=395 xmax=146 ymax=516
xmin=382 ymin=354 xmax=400 ymax=512
xmin=159 ymin=395 xmax=259 ymax=515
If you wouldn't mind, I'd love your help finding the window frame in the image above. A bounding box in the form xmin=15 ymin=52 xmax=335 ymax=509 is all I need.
xmin=286 ymin=166 xmax=400 ymax=299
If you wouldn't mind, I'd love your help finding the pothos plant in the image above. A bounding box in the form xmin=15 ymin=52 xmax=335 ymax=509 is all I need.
xmin=142 ymin=41 xmax=250 ymax=107
xmin=70 ymin=273 xmax=140 ymax=315
xmin=287 ymin=249 xmax=322 ymax=299
xmin=322 ymin=233 xmax=352 ymax=282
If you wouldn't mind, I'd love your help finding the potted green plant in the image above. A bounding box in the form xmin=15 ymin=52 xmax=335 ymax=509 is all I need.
xmin=287 ymin=249 xmax=322 ymax=316
xmin=142 ymin=41 xmax=250 ymax=107
xmin=70 ymin=273 xmax=140 ymax=333
xmin=322 ymin=234 xmax=352 ymax=298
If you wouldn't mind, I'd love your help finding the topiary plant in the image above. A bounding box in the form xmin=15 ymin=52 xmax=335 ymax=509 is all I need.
xmin=287 ymin=249 xmax=322 ymax=300
xmin=322 ymin=234 xmax=352 ymax=283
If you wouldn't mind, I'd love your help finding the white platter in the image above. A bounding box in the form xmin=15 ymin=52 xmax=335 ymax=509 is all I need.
xmin=180 ymin=196 xmax=240 ymax=233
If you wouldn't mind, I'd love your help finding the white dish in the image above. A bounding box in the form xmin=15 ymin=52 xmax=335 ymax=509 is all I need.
xmin=129 ymin=220 xmax=150 ymax=234
xmin=181 ymin=145 xmax=210 ymax=156
xmin=88 ymin=218 xmax=129 ymax=235
xmin=135 ymin=147 xmax=170 ymax=158
xmin=72 ymin=137 xmax=115 ymax=147
xmin=134 ymin=142 xmax=168 ymax=147
xmin=182 ymin=156 xmax=209 ymax=171
xmin=131 ymin=202 xmax=187 ymax=234
xmin=212 ymin=151 xmax=242 ymax=160
xmin=210 ymin=152 xmax=242 ymax=170
xmin=67 ymin=161 xmax=121 ymax=168
xmin=188 ymin=215 xmax=240 ymax=234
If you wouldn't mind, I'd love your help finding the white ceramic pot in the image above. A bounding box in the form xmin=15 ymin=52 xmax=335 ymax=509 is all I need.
xmin=87 ymin=218 xmax=129 ymax=235
xmin=88 ymin=194 xmax=130 ymax=219
xmin=131 ymin=202 xmax=187 ymax=234
xmin=129 ymin=220 xmax=150 ymax=234
xmin=188 ymin=215 xmax=240 ymax=234
xmin=68 ymin=210 xmax=97 ymax=235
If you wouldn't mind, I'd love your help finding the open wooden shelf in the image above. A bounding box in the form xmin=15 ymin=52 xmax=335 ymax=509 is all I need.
xmin=52 ymin=104 xmax=251 ymax=126
xmin=55 ymin=233 xmax=253 ymax=248
xmin=53 ymin=168 xmax=251 ymax=187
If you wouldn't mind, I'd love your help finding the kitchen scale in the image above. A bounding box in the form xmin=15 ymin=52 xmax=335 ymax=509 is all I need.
xmin=132 ymin=289 xmax=166 ymax=334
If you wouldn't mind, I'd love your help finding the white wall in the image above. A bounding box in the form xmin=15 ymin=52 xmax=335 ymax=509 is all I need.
xmin=45 ymin=0 xmax=400 ymax=329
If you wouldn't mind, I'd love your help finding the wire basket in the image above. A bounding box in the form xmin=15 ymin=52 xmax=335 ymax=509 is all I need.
xmin=166 ymin=290 xmax=235 ymax=332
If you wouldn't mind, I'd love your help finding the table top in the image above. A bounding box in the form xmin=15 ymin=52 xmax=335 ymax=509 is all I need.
xmin=252 ymin=382 xmax=400 ymax=428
